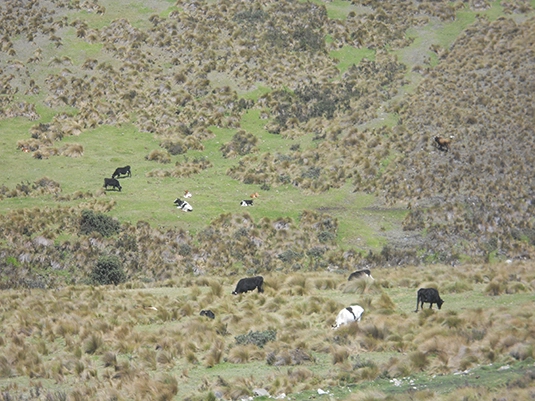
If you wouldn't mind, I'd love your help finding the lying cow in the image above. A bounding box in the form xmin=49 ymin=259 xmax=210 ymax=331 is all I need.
xmin=184 ymin=190 xmax=192 ymax=198
xmin=332 ymin=305 xmax=364 ymax=329
xmin=200 ymin=309 xmax=215 ymax=319
xmin=348 ymin=269 xmax=374 ymax=281
xmin=434 ymin=136 xmax=452 ymax=152
xmin=104 ymin=177 xmax=122 ymax=191
xmin=112 ymin=165 xmax=131 ymax=179
xmin=174 ymin=198 xmax=192 ymax=212
xmin=232 ymin=276 xmax=264 ymax=295
xmin=240 ymin=199 xmax=254 ymax=206
xmin=415 ymin=288 xmax=444 ymax=312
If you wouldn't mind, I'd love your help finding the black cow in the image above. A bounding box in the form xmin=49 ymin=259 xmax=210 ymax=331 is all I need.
xmin=348 ymin=269 xmax=374 ymax=281
xmin=200 ymin=309 xmax=215 ymax=319
xmin=415 ymin=288 xmax=444 ymax=312
xmin=240 ymin=199 xmax=253 ymax=206
xmin=112 ymin=165 xmax=131 ymax=179
xmin=104 ymin=177 xmax=122 ymax=191
xmin=232 ymin=276 xmax=264 ymax=295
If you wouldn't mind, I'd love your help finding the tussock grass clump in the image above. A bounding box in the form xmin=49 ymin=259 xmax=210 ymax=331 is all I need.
xmin=331 ymin=346 xmax=350 ymax=365
xmin=101 ymin=352 xmax=117 ymax=368
xmin=228 ymin=345 xmax=255 ymax=364
xmin=83 ymin=334 xmax=103 ymax=355
xmin=60 ymin=143 xmax=84 ymax=157
xmin=484 ymin=280 xmax=505 ymax=296
xmin=343 ymin=278 xmax=380 ymax=295
xmin=146 ymin=149 xmax=171 ymax=163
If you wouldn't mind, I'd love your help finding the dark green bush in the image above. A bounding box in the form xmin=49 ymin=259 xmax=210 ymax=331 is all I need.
xmin=235 ymin=330 xmax=276 ymax=348
xmin=80 ymin=209 xmax=121 ymax=237
xmin=91 ymin=255 xmax=126 ymax=285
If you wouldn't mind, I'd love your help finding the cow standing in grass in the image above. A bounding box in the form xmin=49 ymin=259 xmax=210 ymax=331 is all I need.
xmin=332 ymin=305 xmax=364 ymax=329
xmin=232 ymin=276 xmax=264 ymax=294
xmin=112 ymin=165 xmax=131 ymax=179
xmin=415 ymin=288 xmax=444 ymax=312
xmin=104 ymin=178 xmax=122 ymax=191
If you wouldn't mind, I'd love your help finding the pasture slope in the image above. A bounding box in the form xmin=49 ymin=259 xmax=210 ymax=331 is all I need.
xmin=0 ymin=0 xmax=535 ymax=399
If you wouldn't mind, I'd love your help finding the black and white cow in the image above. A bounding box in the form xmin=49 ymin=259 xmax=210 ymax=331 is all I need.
xmin=415 ymin=288 xmax=444 ymax=312
xmin=332 ymin=305 xmax=364 ymax=329
xmin=104 ymin=177 xmax=122 ymax=191
xmin=240 ymin=199 xmax=253 ymax=206
xmin=112 ymin=165 xmax=131 ymax=179
xmin=200 ymin=309 xmax=215 ymax=319
xmin=232 ymin=276 xmax=264 ymax=295
xmin=174 ymin=198 xmax=192 ymax=212
xmin=348 ymin=269 xmax=374 ymax=281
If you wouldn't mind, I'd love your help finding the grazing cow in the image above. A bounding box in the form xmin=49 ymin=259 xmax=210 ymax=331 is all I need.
xmin=174 ymin=198 xmax=192 ymax=212
xmin=348 ymin=269 xmax=374 ymax=281
xmin=184 ymin=190 xmax=192 ymax=198
xmin=415 ymin=288 xmax=444 ymax=312
xmin=332 ymin=305 xmax=364 ymax=329
xmin=200 ymin=309 xmax=215 ymax=319
xmin=434 ymin=136 xmax=452 ymax=152
xmin=240 ymin=199 xmax=254 ymax=206
xmin=112 ymin=165 xmax=131 ymax=179
xmin=232 ymin=276 xmax=264 ymax=295
xmin=104 ymin=178 xmax=122 ymax=191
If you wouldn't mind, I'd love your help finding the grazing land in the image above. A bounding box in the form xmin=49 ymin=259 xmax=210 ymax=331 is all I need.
xmin=1 ymin=0 xmax=535 ymax=399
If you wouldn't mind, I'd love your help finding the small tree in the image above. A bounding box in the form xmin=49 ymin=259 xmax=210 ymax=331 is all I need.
xmin=91 ymin=255 xmax=126 ymax=285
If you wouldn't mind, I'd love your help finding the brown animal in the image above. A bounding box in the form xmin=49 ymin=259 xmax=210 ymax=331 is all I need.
xmin=250 ymin=192 xmax=259 ymax=199
xmin=434 ymin=136 xmax=452 ymax=152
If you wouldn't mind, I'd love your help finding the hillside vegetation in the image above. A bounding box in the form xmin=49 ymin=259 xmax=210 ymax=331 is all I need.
xmin=1 ymin=263 xmax=534 ymax=400
xmin=1 ymin=0 xmax=535 ymax=399
xmin=1 ymin=0 xmax=534 ymax=286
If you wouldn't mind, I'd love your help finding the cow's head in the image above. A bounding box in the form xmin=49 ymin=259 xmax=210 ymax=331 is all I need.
xmin=437 ymin=298 xmax=444 ymax=309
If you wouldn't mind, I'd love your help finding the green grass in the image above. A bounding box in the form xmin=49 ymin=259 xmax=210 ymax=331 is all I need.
xmin=330 ymin=46 xmax=376 ymax=74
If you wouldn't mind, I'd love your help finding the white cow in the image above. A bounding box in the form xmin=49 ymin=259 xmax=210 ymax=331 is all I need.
xmin=332 ymin=305 xmax=364 ymax=329
xmin=174 ymin=198 xmax=193 ymax=212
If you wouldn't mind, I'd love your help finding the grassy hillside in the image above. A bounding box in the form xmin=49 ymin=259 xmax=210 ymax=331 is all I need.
xmin=1 ymin=0 xmax=535 ymax=399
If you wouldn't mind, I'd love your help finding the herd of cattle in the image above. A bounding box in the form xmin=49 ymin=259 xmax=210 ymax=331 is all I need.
xmin=198 ymin=270 xmax=445 ymax=329
xmin=103 ymin=165 xmax=446 ymax=327
xmin=103 ymin=166 xmax=261 ymax=210
xmin=103 ymin=165 xmax=131 ymax=192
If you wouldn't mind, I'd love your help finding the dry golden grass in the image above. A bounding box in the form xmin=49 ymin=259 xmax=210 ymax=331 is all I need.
xmin=0 ymin=258 xmax=533 ymax=399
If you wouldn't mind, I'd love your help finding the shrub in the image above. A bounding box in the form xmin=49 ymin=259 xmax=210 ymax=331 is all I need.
xmin=235 ymin=330 xmax=276 ymax=348
xmin=79 ymin=209 xmax=120 ymax=237
xmin=91 ymin=255 xmax=126 ymax=285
